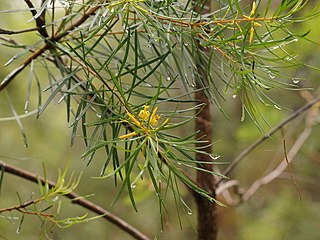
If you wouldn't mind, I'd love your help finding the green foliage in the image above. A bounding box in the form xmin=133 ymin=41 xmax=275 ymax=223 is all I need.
xmin=1 ymin=0 xmax=320 ymax=237
xmin=0 ymin=165 xmax=87 ymax=234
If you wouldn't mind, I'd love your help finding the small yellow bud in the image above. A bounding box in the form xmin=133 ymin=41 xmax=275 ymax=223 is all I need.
xmin=250 ymin=1 xmax=256 ymax=16
xmin=119 ymin=132 xmax=137 ymax=139
xmin=126 ymin=111 xmax=141 ymax=127
xmin=253 ymin=21 xmax=262 ymax=27
xmin=249 ymin=27 xmax=255 ymax=44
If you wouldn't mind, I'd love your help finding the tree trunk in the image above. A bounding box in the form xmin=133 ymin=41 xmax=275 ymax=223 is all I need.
xmin=194 ymin=72 xmax=217 ymax=240
xmin=194 ymin=1 xmax=217 ymax=240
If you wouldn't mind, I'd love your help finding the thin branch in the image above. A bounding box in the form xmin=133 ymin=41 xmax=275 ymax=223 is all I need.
xmin=220 ymin=95 xmax=320 ymax=179
xmin=0 ymin=27 xmax=40 ymax=35
xmin=241 ymin=126 xmax=312 ymax=202
xmin=0 ymin=160 xmax=151 ymax=240
xmin=24 ymin=0 xmax=49 ymax=38
xmin=0 ymin=5 xmax=100 ymax=92
xmin=240 ymin=100 xmax=318 ymax=202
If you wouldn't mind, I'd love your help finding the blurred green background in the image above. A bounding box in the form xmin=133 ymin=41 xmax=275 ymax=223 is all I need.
xmin=1 ymin=1 xmax=320 ymax=239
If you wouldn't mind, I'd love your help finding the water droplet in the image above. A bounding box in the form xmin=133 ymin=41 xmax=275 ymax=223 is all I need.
xmin=241 ymin=111 xmax=245 ymax=122
xmin=274 ymin=104 xmax=282 ymax=110
xmin=210 ymin=155 xmax=220 ymax=160
xmin=268 ymin=72 xmax=276 ymax=79
xmin=147 ymin=45 xmax=152 ymax=48
xmin=184 ymin=43 xmax=189 ymax=46
xmin=292 ymin=78 xmax=300 ymax=84
xmin=141 ymin=82 xmax=152 ymax=87
xmin=187 ymin=211 xmax=193 ymax=215
xmin=177 ymin=161 xmax=182 ymax=165
xmin=232 ymin=94 xmax=237 ymax=99
xmin=131 ymin=183 xmax=136 ymax=189
xmin=166 ymin=76 xmax=171 ymax=81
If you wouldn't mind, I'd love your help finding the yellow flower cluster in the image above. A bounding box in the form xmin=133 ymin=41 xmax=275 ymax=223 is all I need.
xmin=139 ymin=105 xmax=160 ymax=126
xmin=119 ymin=105 xmax=162 ymax=139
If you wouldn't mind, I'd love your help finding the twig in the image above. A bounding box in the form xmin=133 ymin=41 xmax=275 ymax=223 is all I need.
xmin=282 ymin=132 xmax=302 ymax=200
xmin=24 ymin=0 xmax=49 ymax=38
xmin=0 ymin=27 xmax=40 ymax=35
xmin=0 ymin=5 xmax=100 ymax=92
xmin=0 ymin=160 xmax=151 ymax=240
xmin=220 ymin=95 xmax=320 ymax=179
xmin=240 ymin=101 xmax=318 ymax=202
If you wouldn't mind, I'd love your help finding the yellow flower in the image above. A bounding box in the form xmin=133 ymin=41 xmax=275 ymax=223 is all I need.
xmin=139 ymin=105 xmax=150 ymax=121
xmin=126 ymin=110 xmax=141 ymax=127
xmin=149 ymin=107 xmax=160 ymax=126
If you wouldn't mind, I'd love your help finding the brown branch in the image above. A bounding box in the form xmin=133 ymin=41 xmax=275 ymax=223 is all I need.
xmin=0 ymin=5 xmax=100 ymax=92
xmin=0 ymin=197 xmax=54 ymax=218
xmin=24 ymin=0 xmax=49 ymax=38
xmin=220 ymin=95 xmax=320 ymax=179
xmin=0 ymin=27 xmax=40 ymax=35
xmin=0 ymin=198 xmax=42 ymax=213
xmin=0 ymin=160 xmax=151 ymax=240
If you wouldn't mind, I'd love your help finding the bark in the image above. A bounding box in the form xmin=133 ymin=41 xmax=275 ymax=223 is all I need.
xmin=194 ymin=70 xmax=217 ymax=240
xmin=194 ymin=1 xmax=217 ymax=240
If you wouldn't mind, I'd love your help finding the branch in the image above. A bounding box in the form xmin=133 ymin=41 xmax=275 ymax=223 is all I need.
xmin=0 ymin=5 xmax=100 ymax=91
xmin=220 ymin=95 xmax=320 ymax=179
xmin=0 ymin=160 xmax=151 ymax=240
xmin=218 ymin=92 xmax=319 ymax=204
xmin=24 ymin=0 xmax=49 ymax=38
xmin=0 ymin=27 xmax=40 ymax=35
xmin=240 ymin=119 xmax=314 ymax=202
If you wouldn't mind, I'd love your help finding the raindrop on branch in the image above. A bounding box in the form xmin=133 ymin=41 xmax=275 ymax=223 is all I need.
xmin=274 ymin=104 xmax=282 ymax=110
xmin=268 ymin=72 xmax=276 ymax=79
xmin=292 ymin=78 xmax=300 ymax=84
